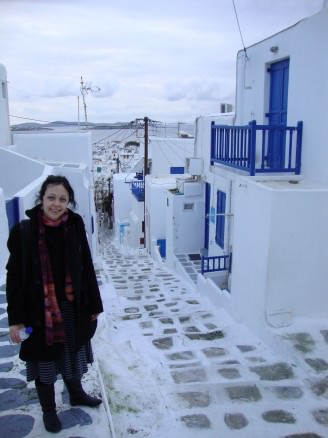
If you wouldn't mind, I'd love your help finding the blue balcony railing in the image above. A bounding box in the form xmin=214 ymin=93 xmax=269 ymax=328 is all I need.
xmin=211 ymin=120 xmax=303 ymax=176
xmin=131 ymin=180 xmax=145 ymax=201
xmin=201 ymin=254 xmax=231 ymax=274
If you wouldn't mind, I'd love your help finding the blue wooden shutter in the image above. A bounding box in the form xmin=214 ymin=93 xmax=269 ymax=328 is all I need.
xmin=215 ymin=190 xmax=226 ymax=249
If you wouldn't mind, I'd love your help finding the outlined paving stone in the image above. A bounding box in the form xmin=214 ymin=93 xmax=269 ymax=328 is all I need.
xmin=177 ymin=391 xmax=210 ymax=408
xmin=0 ymin=316 xmax=9 ymax=328
xmin=0 ymin=377 xmax=26 ymax=390
xmin=237 ymin=345 xmax=256 ymax=353
xmin=320 ymin=330 xmax=328 ymax=344
xmin=310 ymin=376 xmax=328 ymax=396
xmin=59 ymin=407 xmax=93 ymax=429
xmin=271 ymin=385 xmax=304 ymax=400
xmin=0 ymin=388 xmax=38 ymax=410
xmin=250 ymin=362 xmax=294 ymax=381
xmin=218 ymin=367 xmax=241 ymax=379
xmin=246 ymin=356 xmax=266 ymax=363
xmin=312 ymin=408 xmax=328 ymax=425
xmin=0 ymin=344 xmax=20 ymax=358
xmin=224 ymin=412 xmax=248 ymax=429
xmin=262 ymin=409 xmax=296 ymax=423
xmin=185 ymin=330 xmax=224 ymax=341
xmin=181 ymin=413 xmax=211 ymax=428
xmin=166 ymin=351 xmax=195 ymax=361
xmin=305 ymin=358 xmax=328 ymax=372
xmin=171 ymin=368 xmax=207 ymax=384
xmin=124 ymin=307 xmax=140 ymax=313
xmin=163 ymin=328 xmax=177 ymax=335
xmin=202 ymin=347 xmax=226 ymax=358
xmin=0 ymin=331 xmax=9 ymax=341
xmin=285 ymin=332 xmax=315 ymax=353
xmin=283 ymin=434 xmax=323 ymax=438
xmin=0 ymin=414 xmax=35 ymax=437
xmin=0 ymin=361 xmax=14 ymax=372
xmin=144 ymin=304 xmax=158 ymax=311
xmin=152 ymin=337 xmax=173 ymax=349
xmin=226 ymin=384 xmax=262 ymax=402
xmin=121 ymin=314 xmax=141 ymax=320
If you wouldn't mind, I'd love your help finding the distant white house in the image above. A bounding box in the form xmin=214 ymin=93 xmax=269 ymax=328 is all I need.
xmin=113 ymin=136 xmax=195 ymax=251
xmin=189 ymin=4 xmax=328 ymax=339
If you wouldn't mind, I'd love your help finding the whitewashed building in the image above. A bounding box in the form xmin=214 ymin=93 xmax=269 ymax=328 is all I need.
xmin=188 ymin=4 xmax=328 ymax=339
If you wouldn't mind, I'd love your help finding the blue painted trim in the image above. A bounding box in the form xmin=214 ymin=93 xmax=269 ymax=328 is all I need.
xmin=210 ymin=120 xmax=303 ymax=176
xmin=201 ymin=253 xmax=231 ymax=274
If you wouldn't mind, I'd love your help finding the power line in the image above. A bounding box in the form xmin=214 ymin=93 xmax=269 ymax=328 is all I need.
xmin=232 ymin=0 xmax=248 ymax=59
xmin=9 ymin=114 xmax=50 ymax=123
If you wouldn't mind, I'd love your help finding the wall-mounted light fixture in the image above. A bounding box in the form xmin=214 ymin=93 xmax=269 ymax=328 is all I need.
xmin=270 ymin=45 xmax=279 ymax=53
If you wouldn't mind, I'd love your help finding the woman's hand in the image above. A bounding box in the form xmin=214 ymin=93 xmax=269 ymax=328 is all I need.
xmin=9 ymin=324 xmax=25 ymax=343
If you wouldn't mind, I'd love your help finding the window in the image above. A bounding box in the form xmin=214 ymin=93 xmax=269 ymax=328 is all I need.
xmin=1 ymin=82 xmax=7 ymax=99
xmin=183 ymin=203 xmax=194 ymax=211
xmin=215 ymin=190 xmax=226 ymax=249
xmin=170 ymin=166 xmax=184 ymax=174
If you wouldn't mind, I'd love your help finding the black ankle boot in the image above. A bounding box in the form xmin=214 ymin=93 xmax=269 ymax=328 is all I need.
xmin=35 ymin=380 xmax=62 ymax=433
xmin=43 ymin=411 xmax=62 ymax=433
xmin=64 ymin=378 xmax=102 ymax=407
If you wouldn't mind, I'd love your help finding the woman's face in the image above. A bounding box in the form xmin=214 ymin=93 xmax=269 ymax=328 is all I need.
xmin=42 ymin=184 xmax=69 ymax=221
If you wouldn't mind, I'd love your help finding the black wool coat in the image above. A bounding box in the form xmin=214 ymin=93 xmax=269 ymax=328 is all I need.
xmin=6 ymin=205 xmax=103 ymax=361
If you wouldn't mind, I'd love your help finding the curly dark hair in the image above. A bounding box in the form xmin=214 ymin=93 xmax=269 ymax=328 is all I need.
xmin=35 ymin=175 xmax=77 ymax=209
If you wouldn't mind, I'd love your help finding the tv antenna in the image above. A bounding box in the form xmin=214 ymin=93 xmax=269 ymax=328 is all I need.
xmin=79 ymin=76 xmax=100 ymax=126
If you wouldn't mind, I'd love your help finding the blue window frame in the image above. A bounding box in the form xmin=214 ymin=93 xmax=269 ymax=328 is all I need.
xmin=215 ymin=190 xmax=226 ymax=249
xmin=170 ymin=166 xmax=184 ymax=174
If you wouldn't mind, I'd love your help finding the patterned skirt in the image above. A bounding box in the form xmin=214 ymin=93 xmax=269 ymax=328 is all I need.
xmin=26 ymin=302 xmax=94 ymax=384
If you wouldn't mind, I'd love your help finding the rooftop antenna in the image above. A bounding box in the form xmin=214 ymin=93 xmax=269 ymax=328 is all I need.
xmin=80 ymin=76 xmax=101 ymax=127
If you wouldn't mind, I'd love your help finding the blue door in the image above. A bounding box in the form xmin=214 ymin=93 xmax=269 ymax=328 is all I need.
xmin=266 ymin=59 xmax=289 ymax=169
xmin=204 ymin=182 xmax=210 ymax=251
xmin=215 ymin=190 xmax=226 ymax=249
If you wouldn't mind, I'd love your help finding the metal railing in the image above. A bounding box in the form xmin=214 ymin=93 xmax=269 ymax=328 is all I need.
xmin=131 ymin=180 xmax=145 ymax=201
xmin=201 ymin=254 xmax=231 ymax=274
xmin=211 ymin=120 xmax=303 ymax=176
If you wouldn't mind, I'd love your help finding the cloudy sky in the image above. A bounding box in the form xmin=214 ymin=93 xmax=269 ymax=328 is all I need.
xmin=0 ymin=0 xmax=324 ymax=124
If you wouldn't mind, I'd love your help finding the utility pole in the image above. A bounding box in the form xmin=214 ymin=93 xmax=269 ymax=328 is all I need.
xmin=144 ymin=116 xmax=149 ymax=177
xmin=143 ymin=116 xmax=149 ymax=248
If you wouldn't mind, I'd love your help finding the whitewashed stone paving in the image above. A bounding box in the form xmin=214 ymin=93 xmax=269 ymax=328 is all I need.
xmin=1 ymin=230 xmax=328 ymax=437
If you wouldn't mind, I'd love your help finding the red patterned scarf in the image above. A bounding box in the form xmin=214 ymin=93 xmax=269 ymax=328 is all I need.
xmin=38 ymin=210 xmax=74 ymax=346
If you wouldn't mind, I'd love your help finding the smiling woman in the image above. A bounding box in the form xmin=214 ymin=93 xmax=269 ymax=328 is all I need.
xmin=6 ymin=174 xmax=104 ymax=433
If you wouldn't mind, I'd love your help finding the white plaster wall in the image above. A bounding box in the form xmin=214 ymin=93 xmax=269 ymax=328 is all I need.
xmin=230 ymin=178 xmax=272 ymax=332
xmin=0 ymin=148 xmax=47 ymax=198
xmin=112 ymin=173 xmax=135 ymax=234
xmin=265 ymin=184 xmax=328 ymax=321
xmin=194 ymin=115 xmax=234 ymax=175
xmin=0 ymin=64 xmax=11 ymax=147
xmin=149 ymin=137 xmax=194 ymax=175
xmin=145 ymin=175 xmax=176 ymax=254
xmin=12 ymin=131 xmax=93 ymax=170
xmin=231 ymin=177 xmax=328 ymax=331
xmin=0 ymin=188 xmax=9 ymax=282
xmin=166 ymin=184 xmax=205 ymax=257
xmin=235 ymin=7 xmax=328 ymax=184
xmin=128 ymin=193 xmax=144 ymax=248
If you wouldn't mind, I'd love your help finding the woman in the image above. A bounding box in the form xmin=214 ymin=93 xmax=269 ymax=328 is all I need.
xmin=6 ymin=175 xmax=104 ymax=433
